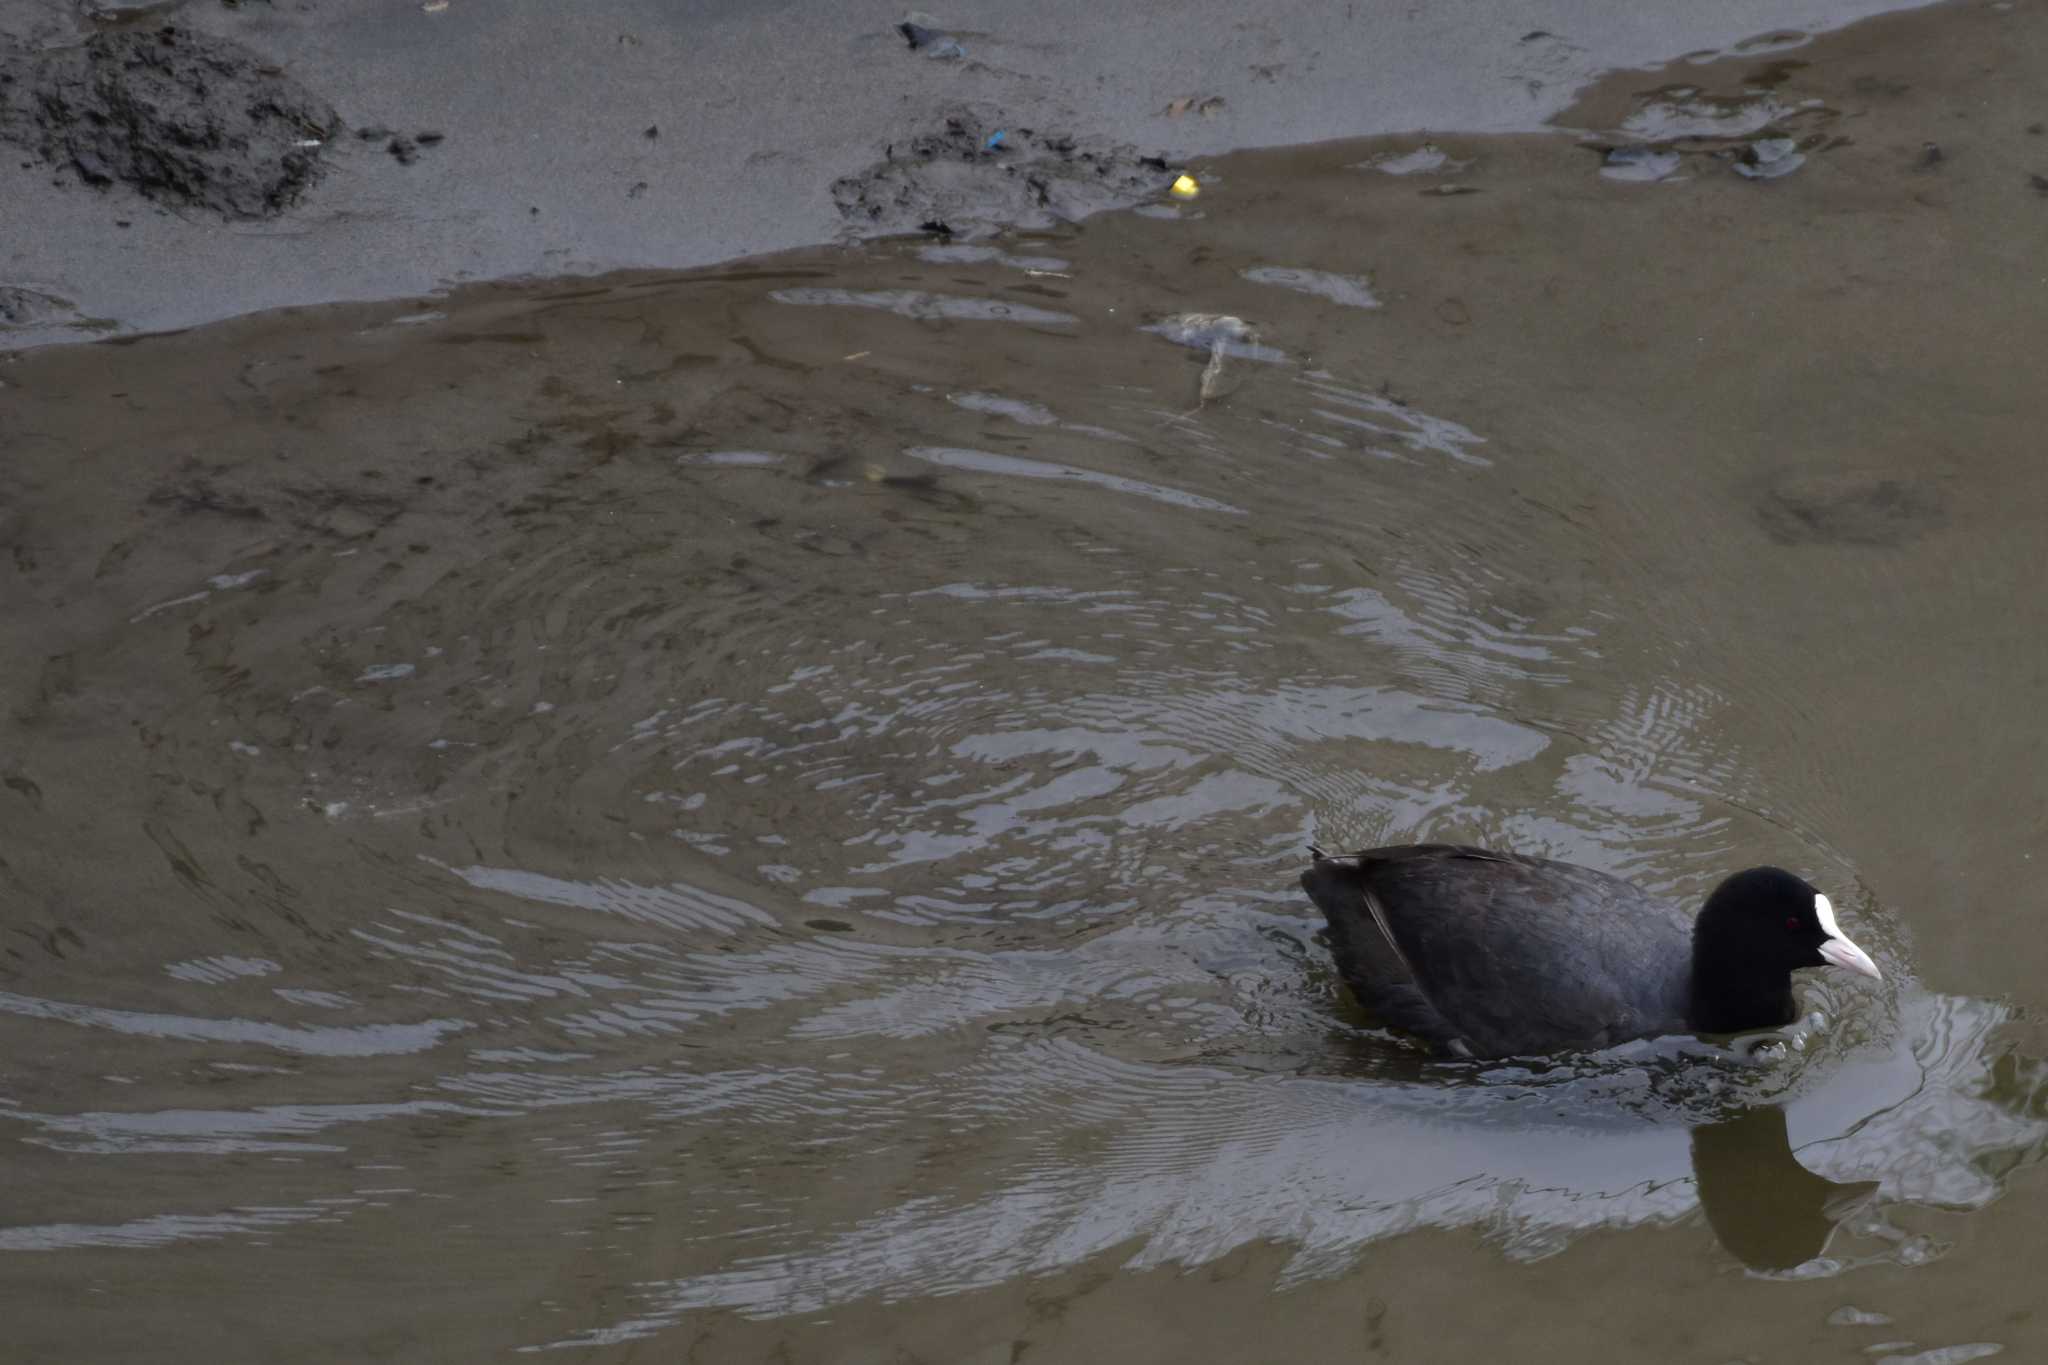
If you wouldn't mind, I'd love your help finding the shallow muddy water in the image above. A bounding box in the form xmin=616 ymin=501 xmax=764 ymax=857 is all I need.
xmin=6 ymin=3 xmax=2048 ymax=1360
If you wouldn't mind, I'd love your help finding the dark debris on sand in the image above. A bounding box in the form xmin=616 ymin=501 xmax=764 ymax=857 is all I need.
xmin=0 ymin=25 xmax=337 ymax=218
xmin=830 ymin=108 xmax=1176 ymax=239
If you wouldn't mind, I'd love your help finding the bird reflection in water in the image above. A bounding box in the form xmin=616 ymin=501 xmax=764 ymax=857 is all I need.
xmin=1690 ymin=1103 xmax=1880 ymax=1271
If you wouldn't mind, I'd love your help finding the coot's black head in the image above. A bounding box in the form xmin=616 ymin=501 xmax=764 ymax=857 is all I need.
xmin=1688 ymin=866 xmax=1882 ymax=1035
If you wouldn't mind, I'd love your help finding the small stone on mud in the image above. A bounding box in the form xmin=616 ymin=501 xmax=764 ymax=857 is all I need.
xmin=1601 ymin=145 xmax=1683 ymax=183
xmin=897 ymin=15 xmax=965 ymax=59
xmin=1734 ymin=137 xmax=1805 ymax=180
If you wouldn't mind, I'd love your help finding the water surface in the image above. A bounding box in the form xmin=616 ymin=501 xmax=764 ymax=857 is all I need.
xmin=4 ymin=4 xmax=2048 ymax=1359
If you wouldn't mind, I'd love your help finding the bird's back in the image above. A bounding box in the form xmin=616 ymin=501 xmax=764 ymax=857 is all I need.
xmin=1301 ymin=844 xmax=1694 ymax=1056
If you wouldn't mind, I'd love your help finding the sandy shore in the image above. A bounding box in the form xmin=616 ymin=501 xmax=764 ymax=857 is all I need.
xmin=0 ymin=0 xmax=1941 ymax=349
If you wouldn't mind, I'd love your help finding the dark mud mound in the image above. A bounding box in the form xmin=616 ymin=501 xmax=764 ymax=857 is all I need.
xmin=0 ymin=25 xmax=337 ymax=218
xmin=831 ymin=107 xmax=1175 ymax=239
xmin=1757 ymin=468 xmax=1946 ymax=546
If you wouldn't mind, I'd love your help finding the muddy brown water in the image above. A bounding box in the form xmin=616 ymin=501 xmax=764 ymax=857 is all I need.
xmin=6 ymin=4 xmax=2048 ymax=1360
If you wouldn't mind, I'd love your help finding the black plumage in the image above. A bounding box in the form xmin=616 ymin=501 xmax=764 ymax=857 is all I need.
xmin=1300 ymin=844 xmax=1882 ymax=1058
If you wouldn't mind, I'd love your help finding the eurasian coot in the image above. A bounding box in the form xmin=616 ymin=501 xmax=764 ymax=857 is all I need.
xmin=1300 ymin=844 xmax=1883 ymax=1058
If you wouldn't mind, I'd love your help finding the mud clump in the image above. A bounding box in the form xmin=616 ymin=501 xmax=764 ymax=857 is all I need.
xmin=1756 ymin=469 xmax=1945 ymax=546
xmin=0 ymin=25 xmax=338 ymax=218
xmin=0 ymin=286 xmax=74 ymax=327
xmin=831 ymin=109 xmax=1175 ymax=239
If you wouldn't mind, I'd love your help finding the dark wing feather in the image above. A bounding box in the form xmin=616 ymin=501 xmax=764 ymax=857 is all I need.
xmin=1303 ymin=845 xmax=1693 ymax=1056
xmin=1300 ymin=850 xmax=1471 ymax=1052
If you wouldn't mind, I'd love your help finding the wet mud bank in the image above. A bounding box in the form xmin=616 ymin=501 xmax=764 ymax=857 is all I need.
xmin=0 ymin=0 xmax=1954 ymax=348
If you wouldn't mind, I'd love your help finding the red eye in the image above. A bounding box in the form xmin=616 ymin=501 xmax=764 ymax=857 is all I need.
xmin=1785 ymin=917 xmax=1800 ymax=932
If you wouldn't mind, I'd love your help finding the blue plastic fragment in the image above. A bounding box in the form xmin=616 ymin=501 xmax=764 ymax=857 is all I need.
xmin=986 ymin=130 xmax=1006 ymax=150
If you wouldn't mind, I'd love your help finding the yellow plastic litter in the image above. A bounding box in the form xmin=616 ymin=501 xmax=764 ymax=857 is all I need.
xmin=1171 ymin=173 xmax=1200 ymax=199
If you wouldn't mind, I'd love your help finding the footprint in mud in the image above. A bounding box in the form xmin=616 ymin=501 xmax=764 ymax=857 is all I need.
xmin=1755 ymin=468 xmax=1946 ymax=547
